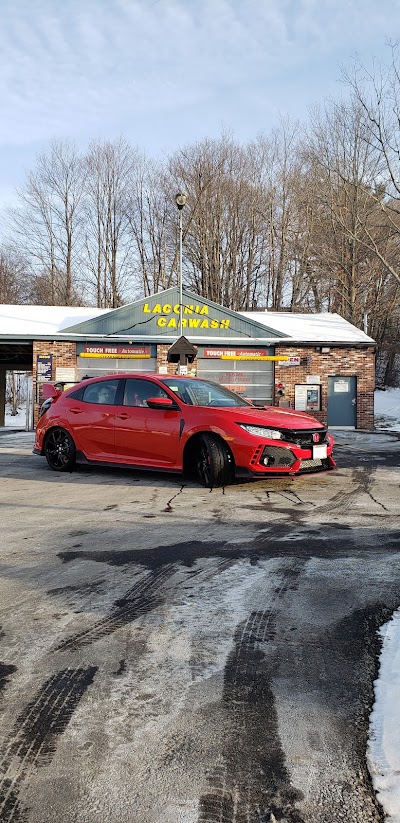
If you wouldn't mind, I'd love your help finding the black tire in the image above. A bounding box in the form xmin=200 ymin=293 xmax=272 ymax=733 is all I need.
xmin=194 ymin=434 xmax=233 ymax=489
xmin=44 ymin=427 xmax=76 ymax=472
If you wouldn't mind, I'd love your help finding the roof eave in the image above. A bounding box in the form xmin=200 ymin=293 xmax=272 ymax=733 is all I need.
xmin=0 ymin=333 xmax=376 ymax=347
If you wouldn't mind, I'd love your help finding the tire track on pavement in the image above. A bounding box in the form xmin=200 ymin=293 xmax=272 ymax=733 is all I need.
xmin=55 ymin=557 xmax=237 ymax=651
xmin=0 ymin=666 xmax=97 ymax=822
xmin=198 ymin=561 xmax=306 ymax=823
xmin=56 ymin=566 xmax=174 ymax=651
xmin=0 ymin=664 xmax=16 ymax=699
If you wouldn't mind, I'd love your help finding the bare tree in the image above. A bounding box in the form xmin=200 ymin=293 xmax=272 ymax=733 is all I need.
xmin=300 ymin=100 xmax=396 ymax=326
xmin=8 ymin=139 xmax=86 ymax=305
xmin=343 ymin=45 xmax=400 ymax=287
xmin=249 ymin=120 xmax=307 ymax=310
xmin=84 ymin=138 xmax=137 ymax=307
xmin=126 ymin=156 xmax=173 ymax=297
xmin=0 ymin=247 xmax=30 ymax=303
xmin=167 ymin=134 xmax=269 ymax=310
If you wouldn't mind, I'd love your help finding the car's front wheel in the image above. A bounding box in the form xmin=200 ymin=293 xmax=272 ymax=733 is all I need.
xmin=194 ymin=434 xmax=233 ymax=488
xmin=44 ymin=428 xmax=76 ymax=472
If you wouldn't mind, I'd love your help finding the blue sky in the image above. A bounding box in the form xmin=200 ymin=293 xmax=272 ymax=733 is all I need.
xmin=0 ymin=0 xmax=398 ymax=209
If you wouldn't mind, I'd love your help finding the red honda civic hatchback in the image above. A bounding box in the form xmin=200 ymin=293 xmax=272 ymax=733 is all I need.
xmin=34 ymin=373 xmax=335 ymax=487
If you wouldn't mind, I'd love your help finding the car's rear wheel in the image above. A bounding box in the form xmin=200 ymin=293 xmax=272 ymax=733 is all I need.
xmin=44 ymin=427 xmax=76 ymax=472
xmin=194 ymin=434 xmax=233 ymax=488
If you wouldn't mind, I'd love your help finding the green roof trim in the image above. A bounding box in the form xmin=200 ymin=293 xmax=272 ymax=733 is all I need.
xmin=62 ymin=288 xmax=290 ymax=340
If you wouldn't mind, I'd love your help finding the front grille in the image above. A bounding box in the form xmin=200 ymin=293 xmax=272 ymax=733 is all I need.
xmin=298 ymin=457 xmax=330 ymax=474
xmin=281 ymin=428 xmax=327 ymax=447
xmin=261 ymin=446 xmax=296 ymax=468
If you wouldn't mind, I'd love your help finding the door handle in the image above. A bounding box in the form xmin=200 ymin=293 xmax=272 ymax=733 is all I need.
xmin=69 ymin=408 xmax=83 ymax=414
xmin=117 ymin=413 xmax=130 ymax=419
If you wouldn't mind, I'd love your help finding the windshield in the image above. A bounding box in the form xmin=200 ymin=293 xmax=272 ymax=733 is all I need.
xmin=160 ymin=377 xmax=252 ymax=407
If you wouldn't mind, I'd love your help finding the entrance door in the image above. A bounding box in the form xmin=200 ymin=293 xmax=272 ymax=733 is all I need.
xmin=328 ymin=376 xmax=357 ymax=427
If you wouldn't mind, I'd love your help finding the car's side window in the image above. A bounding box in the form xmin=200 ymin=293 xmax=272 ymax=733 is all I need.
xmin=123 ymin=379 xmax=170 ymax=407
xmin=82 ymin=380 xmax=119 ymax=405
xmin=68 ymin=386 xmax=85 ymax=400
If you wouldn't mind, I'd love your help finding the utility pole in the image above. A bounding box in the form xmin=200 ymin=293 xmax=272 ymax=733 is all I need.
xmin=175 ymin=192 xmax=187 ymax=337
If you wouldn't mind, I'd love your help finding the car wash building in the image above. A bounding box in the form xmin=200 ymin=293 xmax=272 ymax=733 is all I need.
xmin=0 ymin=286 xmax=376 ymax=429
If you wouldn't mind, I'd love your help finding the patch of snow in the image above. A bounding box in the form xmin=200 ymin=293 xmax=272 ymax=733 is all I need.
xmin=4 ymin=405 xmax=28 ymax=428
xmin=374 ymin=388 xmax=400 ymax=432
xmin=368 ymin=610 xmax=400 ymax=823
xmin=366 ymin=386 xmax=400 ymax=822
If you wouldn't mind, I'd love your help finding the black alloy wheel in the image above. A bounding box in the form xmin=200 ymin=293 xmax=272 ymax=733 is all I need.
xmin=195 ymin=433 xmax=233 ymax=488
xmin=44 ymin=428 xmax=76 ymax=472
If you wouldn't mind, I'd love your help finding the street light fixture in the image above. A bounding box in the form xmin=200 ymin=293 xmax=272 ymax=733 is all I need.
xmin=175 ymin=192 xmax=187 ymax=336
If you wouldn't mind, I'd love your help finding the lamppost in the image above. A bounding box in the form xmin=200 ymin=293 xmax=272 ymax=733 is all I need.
xmin=175 ymin=192 xmax=187 ymax=337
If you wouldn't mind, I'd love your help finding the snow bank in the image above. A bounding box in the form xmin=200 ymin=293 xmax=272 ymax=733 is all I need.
xmin=375 ymin=388 xmax=400 ymax=432
xmin=368 ymin=610 xmax=400 ymax=822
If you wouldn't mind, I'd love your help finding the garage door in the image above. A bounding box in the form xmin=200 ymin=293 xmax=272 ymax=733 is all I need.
xmin=77 ymin=344 xmax=157 ymax=379
xmin=196 ymin=346 xmax=274 ymax=406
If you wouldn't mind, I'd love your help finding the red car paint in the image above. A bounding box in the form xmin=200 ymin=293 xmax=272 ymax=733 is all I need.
xmin=33 ymin=373 xmax=335 ymax=486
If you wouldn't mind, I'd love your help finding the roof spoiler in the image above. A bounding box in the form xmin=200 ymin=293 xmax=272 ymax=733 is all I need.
xmin=41 ymin=383 xmax=63 ymax=400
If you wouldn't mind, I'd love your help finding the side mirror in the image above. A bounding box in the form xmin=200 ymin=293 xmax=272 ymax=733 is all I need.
xmin=146 ymin=396 xmax=180 ymax=410
xmin=41 ymin=383 xmax=62 ymax=400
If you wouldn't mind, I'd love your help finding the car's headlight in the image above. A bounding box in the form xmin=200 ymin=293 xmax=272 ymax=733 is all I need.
xmin=239 ymin=424 xmax=283 ymax=439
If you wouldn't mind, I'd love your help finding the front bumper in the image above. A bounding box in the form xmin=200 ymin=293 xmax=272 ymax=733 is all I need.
xmin=235 ymin=435 xmax=336 ymax=476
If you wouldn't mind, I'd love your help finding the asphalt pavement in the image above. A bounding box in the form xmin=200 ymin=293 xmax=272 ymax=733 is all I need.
xmin=0 ymin=429 xmax=399 ymax=823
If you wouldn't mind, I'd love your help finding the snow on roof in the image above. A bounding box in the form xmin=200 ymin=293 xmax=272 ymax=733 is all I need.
xmin=0 ymin=303 xmax=375 ymax=345
xmin=0 ymin=305 xmax=109 ymax=336
xmin=241 ymin=311 xmax=375 ymax=344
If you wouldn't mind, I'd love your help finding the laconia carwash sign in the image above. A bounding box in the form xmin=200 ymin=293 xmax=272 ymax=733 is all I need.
xmin=142 ymin=301 xmax=230 ymax=330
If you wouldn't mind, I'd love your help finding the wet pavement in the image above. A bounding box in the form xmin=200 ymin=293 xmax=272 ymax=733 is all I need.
xmin=0 ymin=431 xmax=399 ymax=822
xmin=330 ymin=427 xmax=400 ymax=448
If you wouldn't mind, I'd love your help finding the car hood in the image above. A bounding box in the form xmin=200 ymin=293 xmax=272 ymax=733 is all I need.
xmin=220 ymin=404 xmax=325 ymax=430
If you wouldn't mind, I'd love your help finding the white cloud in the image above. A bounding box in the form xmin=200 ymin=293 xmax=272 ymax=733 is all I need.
xmin=0 ymin=0 xmax=399 ymax=160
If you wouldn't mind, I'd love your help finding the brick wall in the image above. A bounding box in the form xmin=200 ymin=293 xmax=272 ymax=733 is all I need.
xmin=275 ymin=346 xmax=375 ymax=429
xmin=33 ymin=340 xmax=77 ymax=424
xmin=156 ymin=345 xmax=197 ymax=375
xmin=31 ymin=340 xmax=376 ymax=429
xmin=156 ymin=345 xmax=177 ymax=374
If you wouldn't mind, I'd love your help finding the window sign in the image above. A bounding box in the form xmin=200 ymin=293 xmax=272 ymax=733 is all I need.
xmin=36 ymin=355 xmax=53 ymax=404
xmin=278 ymin=356 xmax=301 ymax=366
xmin=295 ymin=384 xmax=321 ymax=412
xmin=334 ymin=380 xmax=350 ymax=393
xmin=55 ymin=367 xmax=76 ymax=382
xmin=222 ymin=385 xmax=247 ymax=393
xmin=36 ymin=355 xmax=52 ymax=382
xmin=205 ymin=348 xmax=272 ymax=360
xmin=295 ymin=385 xmax=307 ymax=410
xmin=80 ymin=345 xmax=150 ymax=359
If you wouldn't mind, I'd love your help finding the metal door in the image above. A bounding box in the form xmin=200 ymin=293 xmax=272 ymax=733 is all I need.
xmin=196 ymin=347 xmax=274 ymax=406
xmin=327 ymin=376 xmax=357 ymax=427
